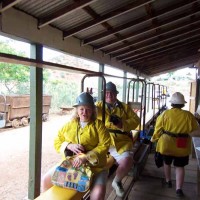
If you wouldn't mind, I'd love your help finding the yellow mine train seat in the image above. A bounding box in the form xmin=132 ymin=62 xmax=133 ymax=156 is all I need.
xmin=35 ymin=186 xmax=86 ymax=200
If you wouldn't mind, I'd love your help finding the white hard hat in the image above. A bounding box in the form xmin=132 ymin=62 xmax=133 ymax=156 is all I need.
xmin=169 ymin=92 xmax=187 ymax=104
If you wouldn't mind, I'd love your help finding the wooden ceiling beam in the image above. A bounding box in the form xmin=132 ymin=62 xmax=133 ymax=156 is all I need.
xmin=109 ymin=18 xmax=200 ymax=57
xmin=78 ymin=2 xmax=128 ymax=50
xmin=0 ymin=0 xmax=21 ymax=12
xmin=137 ymin=52 xmax=200 ymax=70
xmin=38 ymin=0 xmax=96 ymax=28
xmin=81 ymin=4 xmax=120 ymax=41
xmin=82 ymin=0 xmax=198 ymax=46
xmin=118 ymin=26 xmax=200 ymax=61
xmin=120 ymin=30 xmax=200 ymax=63
xmin=144 ymin=54 xmax=200 ymax=75
xmin=128 ymin=38 xmax=200 ymax=65
xmin=135 ymin=47 xmax=199 ymax=69
xmin=63 ymin=0 xmax=155 ymax=39
xmin=94 ymin=6 xmax=200 ymax=51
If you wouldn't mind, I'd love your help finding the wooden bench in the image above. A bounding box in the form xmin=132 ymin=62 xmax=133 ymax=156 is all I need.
xmin=129 ymin=142 xmax=150 ymax=179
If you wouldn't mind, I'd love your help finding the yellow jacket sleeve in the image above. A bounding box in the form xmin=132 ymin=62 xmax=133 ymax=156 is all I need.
xmin=121 ymin=102 xmax=140 ymax=131
xmin=151 ymin=114 xmax=163 ymax=142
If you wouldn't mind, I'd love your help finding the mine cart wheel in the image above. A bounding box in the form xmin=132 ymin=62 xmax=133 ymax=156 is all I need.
xmin=21 ymin=117 xmax=29 ymax=126
xmin=42 ymin=114 xmax=48 ymax=122
xmin=11 ymin=119 xmax=20 ymax=128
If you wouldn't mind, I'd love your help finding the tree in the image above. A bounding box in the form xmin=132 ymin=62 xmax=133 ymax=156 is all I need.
xmin=0 ymin=41 xmax=30 ymax=94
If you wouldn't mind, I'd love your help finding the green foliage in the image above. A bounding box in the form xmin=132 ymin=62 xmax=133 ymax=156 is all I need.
xmin=44 ymin=79 xmax=80 ymax=112
xmin=0 ymin=63 xmax=29 ymax=82
xmin=0 ymin=41 xmax=30 ymax=93
xmin=43 ymin=69 xmax=51 ymax=83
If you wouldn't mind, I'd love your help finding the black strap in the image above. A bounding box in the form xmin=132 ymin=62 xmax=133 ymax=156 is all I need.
xmin=108 ymin=129 xmax=130 ymax=135
xmin=163 ymin=130 xmax=189 ymax=138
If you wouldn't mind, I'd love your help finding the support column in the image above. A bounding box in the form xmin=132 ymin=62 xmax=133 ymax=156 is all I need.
xmin=28 ymin=44 xmax=43 ymax=199
xmin=123 ymin=71 xmax=127 ymax=103
xmin=98 ymin=63 xmax=104 ymax=101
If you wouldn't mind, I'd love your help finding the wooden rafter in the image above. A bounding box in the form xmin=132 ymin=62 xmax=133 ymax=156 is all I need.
xmin=128 ymin=38 xmax=200 ymax=65
xmin=109 ymin=19 xmax=200 ymax=57
xmin=0 ymin=0 xmax=21 ymax=12
xmin=38 ymin=0 xmax=97 ymax=28
xmin=82 ymin=0 xmax=198 ymax=46
xmin=63 ymin=0 xmax=155 ymax=39
xmin=119 ymin=29 xmax=200 ymax=63
xmin=145 ymin=54 xmax=200 ymax=75
xmin=94 ymin=6 xmax=200 ymax=51
xmin=117 ymin=26 xmax=200 ymax=62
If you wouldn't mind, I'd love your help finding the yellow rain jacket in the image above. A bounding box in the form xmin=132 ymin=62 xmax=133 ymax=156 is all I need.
xmin=54 ymin=119 xmax=111 ymax=174
xmin=96 ymin=100 xmax=140 ymax=154
xmin=151 ymin=108 xmax=198 ymax=157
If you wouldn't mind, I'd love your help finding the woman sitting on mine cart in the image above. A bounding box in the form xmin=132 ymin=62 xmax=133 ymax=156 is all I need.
xmin=42 ymin=92 xmax=111 ymax=200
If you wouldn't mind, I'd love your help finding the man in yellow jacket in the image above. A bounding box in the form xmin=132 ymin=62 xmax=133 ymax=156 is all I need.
xmin=151 ymin=92 xmax=199 ymax=197
xmin=96 ymin=82 xmax=140 ymax=197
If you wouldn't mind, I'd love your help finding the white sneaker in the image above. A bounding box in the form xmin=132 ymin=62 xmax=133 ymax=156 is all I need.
xmin=112 ymin=180 xmax=125 ymax=197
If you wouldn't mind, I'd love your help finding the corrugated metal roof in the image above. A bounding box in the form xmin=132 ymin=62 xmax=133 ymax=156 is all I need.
xmin=1 ymin=0 xmax=199 ymax=76
xmin=53 ymin=9 xmax=91 ymax=30
xmin=16 ymin=0 xmax=74 ymax=17
xmin=90 ymin=0 xmax=132 ymax=15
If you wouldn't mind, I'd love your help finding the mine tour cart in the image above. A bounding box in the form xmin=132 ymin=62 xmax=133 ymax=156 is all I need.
xmin=0 ymin=94 xmax=52 ymax=128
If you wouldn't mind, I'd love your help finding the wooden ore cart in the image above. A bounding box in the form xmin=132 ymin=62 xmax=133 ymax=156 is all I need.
xmin=0 ymin=95 xmax=52 ymax=128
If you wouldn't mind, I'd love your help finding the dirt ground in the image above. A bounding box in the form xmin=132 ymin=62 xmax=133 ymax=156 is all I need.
xmin=0 ymin=114 xmax=71 ymax=200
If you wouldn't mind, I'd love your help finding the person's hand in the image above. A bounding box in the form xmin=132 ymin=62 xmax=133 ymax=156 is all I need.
xmin=72 ymin=154 xmax=87 ymax=168
xmin=114 ymin=120 xmax=123 ymax=129
xmin=67 ymin=144 xmax=85 ymax=154
xmin=110 ymin=115 xmax=123 ymax=129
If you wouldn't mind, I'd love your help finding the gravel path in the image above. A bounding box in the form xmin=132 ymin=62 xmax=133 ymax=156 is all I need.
xmin=0 ymin=114 xmax=71 ymax=200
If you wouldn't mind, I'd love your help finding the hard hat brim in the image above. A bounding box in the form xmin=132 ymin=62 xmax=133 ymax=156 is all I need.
xmin=73 ymin=103 xmax=95 ymax=107
xmin=106 ymin=89 xmax=119 ymax=94
xmin=169 ymin=100 xmax=187 ymax=104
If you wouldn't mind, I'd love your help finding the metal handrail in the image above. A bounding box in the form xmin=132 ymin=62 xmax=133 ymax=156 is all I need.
xmin=81 ymin=72 xmax=106 ymax=123
xmin=127 ymin=78 xmax=146 ymax=133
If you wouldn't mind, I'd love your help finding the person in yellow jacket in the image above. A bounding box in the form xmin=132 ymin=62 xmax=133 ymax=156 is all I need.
xmin=96 ymin=82 xmax=140 ymax=198
xmin=151 ymin=92 xmax=199 ymax=198
xmin=42 ymin=92 xmax=111 ymax=200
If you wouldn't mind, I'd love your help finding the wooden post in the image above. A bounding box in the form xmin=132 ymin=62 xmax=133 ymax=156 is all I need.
xmin=28 ymin=44 xmax=43 ymax=199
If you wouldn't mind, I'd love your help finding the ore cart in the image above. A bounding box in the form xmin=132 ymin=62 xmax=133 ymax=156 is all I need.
xmin=0 ymin=95 xmax=52 ymax=128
